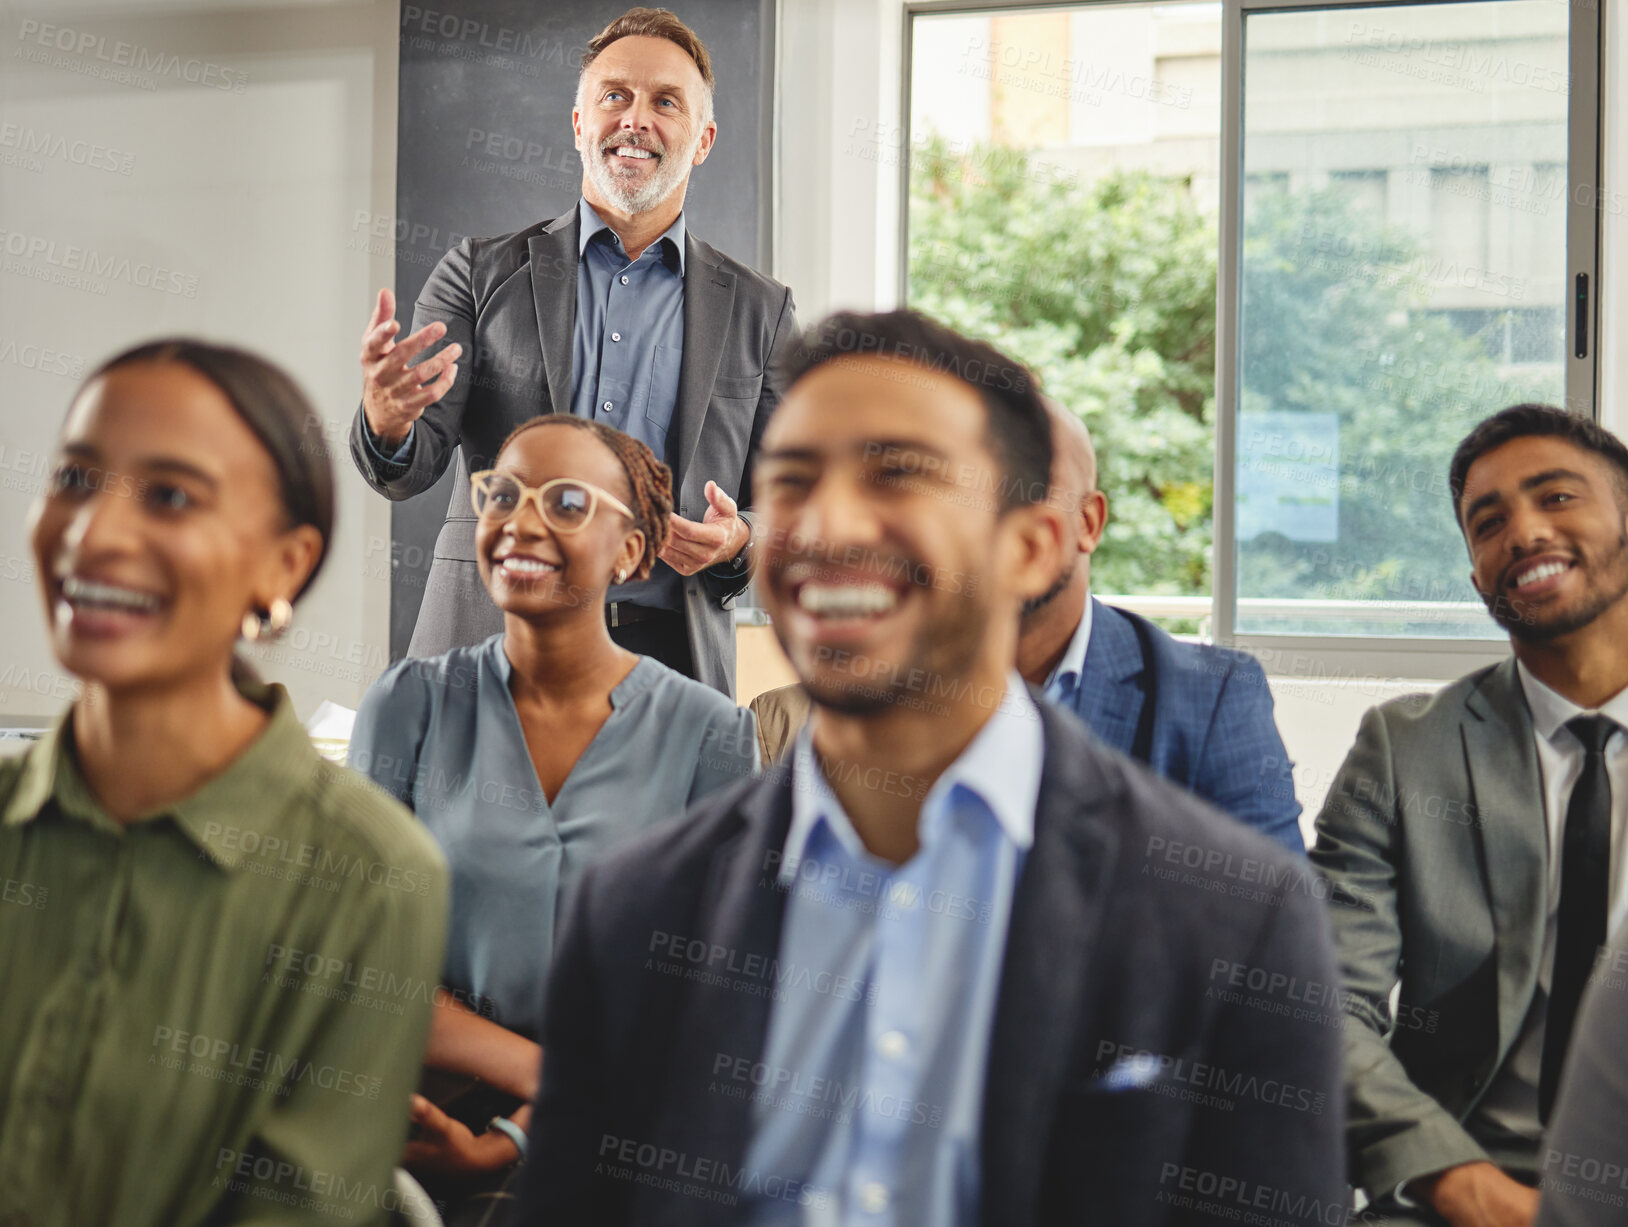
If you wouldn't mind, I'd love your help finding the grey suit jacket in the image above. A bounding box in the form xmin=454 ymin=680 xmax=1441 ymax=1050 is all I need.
xmin=1532 ymin=921 xmax=1628 ymax=1227
xmin=350 ymin=208 xmax=799 ymax=697
xmin=1310 ymin=658 xmax=1548 ymax=1197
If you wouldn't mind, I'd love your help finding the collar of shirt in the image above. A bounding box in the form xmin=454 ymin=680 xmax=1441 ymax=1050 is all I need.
xmin=0 ymin=678 xmax=320 ymax=872
xmin=1516 ymin=659 xmax=1628 ymax=745
xmin=490 ymin=631 xmax=656 ymax=710
xmin=577 ymin=196 xmax=686 ymax=276
xmin=779 ymin=672 xmax=1042 ymax=886
xmin=1043 ymin=595 xmax=1094 ymax=697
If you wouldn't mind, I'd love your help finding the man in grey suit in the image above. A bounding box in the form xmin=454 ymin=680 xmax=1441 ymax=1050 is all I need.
xmin=350 ymin=7 xmax=797 ymax=695
xmin=1312 ymin=404 xmax=1628 ymax=1226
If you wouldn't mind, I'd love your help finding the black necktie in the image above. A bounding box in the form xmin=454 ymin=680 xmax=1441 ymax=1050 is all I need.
xmin=1539 ymin=714 xmax=1617 ymax=1121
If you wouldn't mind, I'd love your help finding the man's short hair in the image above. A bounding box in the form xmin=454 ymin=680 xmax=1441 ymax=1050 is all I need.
xmin=578 ymin=7 xmax=715 ymax=127
xmin=1448 ymin=403 xmax=1628 ymax=525
xmin=780 ymin=310 xmax=1053 ymax=512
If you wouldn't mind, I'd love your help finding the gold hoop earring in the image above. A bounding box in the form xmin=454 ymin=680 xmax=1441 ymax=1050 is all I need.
xmin=266 ymin=597 xmax=293 ymax=639
xmin=241 ymin=598 xmax=293 ymax=642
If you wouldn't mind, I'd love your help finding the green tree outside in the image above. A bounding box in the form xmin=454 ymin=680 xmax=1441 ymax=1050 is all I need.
xmin=907 ymin=135 xmax=1555 ymax=633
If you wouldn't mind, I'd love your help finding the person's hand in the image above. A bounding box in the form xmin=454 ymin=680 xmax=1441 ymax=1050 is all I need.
xmin=401 ymin=1094 xmax=519 ymax=1175
xmin=658 ymin=480 xmax=750 ymax=576
xmin=359 ymin=288 xmax=461 ymax=449
xmin=1413 ymin=1161 xmax=1539 ymax=1227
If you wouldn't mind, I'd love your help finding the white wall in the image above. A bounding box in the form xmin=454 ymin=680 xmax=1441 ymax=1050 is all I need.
xmin=776 ymin=0 xmax=904 ymax=322
xmin=0 ymin=0 xmax=397 ymax=723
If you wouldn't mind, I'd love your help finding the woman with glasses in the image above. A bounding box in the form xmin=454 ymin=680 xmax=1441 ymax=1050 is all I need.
xmin=0 ymin=340 xmax=448 ymax=1226
xmin=347 ymin=415 xmax=757 ymax=1209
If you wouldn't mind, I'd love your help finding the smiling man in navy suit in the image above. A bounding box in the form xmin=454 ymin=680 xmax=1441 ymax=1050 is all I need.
xmin=1016 ymin=401 xmax=1305 ymax=851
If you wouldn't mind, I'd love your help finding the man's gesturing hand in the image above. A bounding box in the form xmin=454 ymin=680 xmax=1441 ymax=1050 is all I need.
xmin=359 ymin=288 xmax=461 ymax=450
xmin=659 ymin=480 xmax=750 ymax=576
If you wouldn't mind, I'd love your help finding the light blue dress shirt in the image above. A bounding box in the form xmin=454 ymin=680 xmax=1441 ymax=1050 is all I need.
xmin=1041 ymin=596 xmax=1094 ymax=706
xmin=741 ymin=677 xmax=1042 ymax=1226
xmin=347 ymin=633 xmax=757 ymax=1038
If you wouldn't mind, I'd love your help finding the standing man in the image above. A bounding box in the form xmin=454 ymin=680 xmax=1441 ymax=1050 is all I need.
xmin=351 ymin=7 xmax=797 ymax=695
xmin=1312 ymin=404 xmax=1628 ymax=1226
xmin=512 ymin=311 xmax=1344 ymax=1226
xmin=1017 ymin=400 xmax=1303 ymax=850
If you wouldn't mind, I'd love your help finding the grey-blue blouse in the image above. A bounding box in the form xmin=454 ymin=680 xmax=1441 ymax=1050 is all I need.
xmin=347 ymin=633 xmax=758 ymax=1038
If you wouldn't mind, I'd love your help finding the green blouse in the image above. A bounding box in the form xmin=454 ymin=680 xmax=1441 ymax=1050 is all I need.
xmin=0 ymin=680 xmax=448 ymax=1227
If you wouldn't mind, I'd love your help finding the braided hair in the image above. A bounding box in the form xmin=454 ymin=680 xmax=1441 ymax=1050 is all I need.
xmin=495 ymin=416 xmax=673 ymax=580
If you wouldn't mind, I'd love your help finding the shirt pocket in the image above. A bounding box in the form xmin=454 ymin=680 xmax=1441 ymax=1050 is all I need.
xmin=643 ymin=342 xmax=684 ymax=439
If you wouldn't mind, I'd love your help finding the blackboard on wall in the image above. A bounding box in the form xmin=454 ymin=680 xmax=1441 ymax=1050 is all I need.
xmin=390 ymin=0 xmax=775 ymax=656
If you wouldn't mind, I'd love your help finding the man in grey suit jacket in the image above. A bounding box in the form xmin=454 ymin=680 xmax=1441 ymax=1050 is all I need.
xmin=350 ymin=9 xmax=796 ymax=695
xmin=1312 ymin=404 xmax=1628 ymax=1226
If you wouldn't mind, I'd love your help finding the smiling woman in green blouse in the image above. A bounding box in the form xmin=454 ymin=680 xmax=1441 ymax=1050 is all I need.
xmin=0 ymin=340 xmax=449 ymax=1227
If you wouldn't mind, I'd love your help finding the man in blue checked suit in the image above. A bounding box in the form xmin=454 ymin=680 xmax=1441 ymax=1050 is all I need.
xmin=1015 ymin=402 xmax=1305 ymax=852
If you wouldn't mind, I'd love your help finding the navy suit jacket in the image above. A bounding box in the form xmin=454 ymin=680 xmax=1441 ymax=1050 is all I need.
xmin=1062 ymin=599 xmax=1303 ymax=852
xmin=509 ymin=701 xmax=1345 ymax=1227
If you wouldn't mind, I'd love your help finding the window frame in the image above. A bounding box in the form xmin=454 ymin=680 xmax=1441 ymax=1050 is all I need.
xmin=897 ymin=0 xmax=1603 ymax=681
xmin=1214 ymin=0 xmax=1602 ymax=680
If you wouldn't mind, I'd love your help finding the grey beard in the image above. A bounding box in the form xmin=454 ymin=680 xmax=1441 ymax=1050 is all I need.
xmin=586 ymin=133 xmax=700 ymax=215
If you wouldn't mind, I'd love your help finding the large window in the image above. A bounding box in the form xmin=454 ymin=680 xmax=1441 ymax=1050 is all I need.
xmin=907 ymin=4 xmax=1224 ymax=621
xmin=902 ymin=0 xmax=1600 ymax=670
xmin=1224 ymin=0 xmax=1593 ymax=649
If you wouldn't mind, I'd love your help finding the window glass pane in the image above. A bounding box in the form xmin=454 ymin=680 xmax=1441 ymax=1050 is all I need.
xmin=908 ymin=4 xmax=1223 ymax=626
xmin=1235 ymin=0 xmax=1570 ymax=638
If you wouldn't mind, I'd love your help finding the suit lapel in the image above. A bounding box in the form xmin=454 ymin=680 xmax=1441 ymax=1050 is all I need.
xmin=656 ymin=774 xmax=793 ymax=1222
xmin=672 ymin=234 xmax=736 ymax=494
xmin=981 ymin=706 xmax=1121 ymax=1227
xmin=527 ymin=209 xmax=578 ymax=416
xmin=1461 ymin=659 xmax=1547 ymax=1058
xmin=1075 ymin=600 xmax=1147 ymax=756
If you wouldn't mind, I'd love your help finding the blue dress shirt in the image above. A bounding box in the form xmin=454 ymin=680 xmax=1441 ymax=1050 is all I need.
xmin=568 ymin=199 xmax=687 ymax=612
xmin=347 ymin=634 xmax=757 ymax=1037
xmin=1041 ymin=595 xmax=1094 ymax=707
xmin=741 ymin=678 xmax=1043 ymax=1226
xmin=569 ymin=198 xmax=685 ymax=453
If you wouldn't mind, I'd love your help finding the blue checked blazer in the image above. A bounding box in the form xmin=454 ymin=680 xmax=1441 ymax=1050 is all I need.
xmin=1055 ymin=599 xmax=1304 ymax=852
